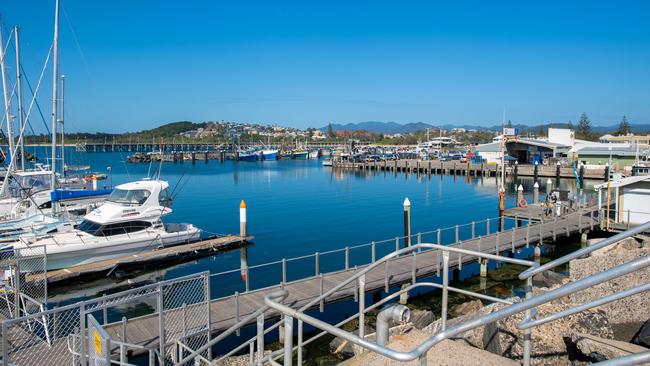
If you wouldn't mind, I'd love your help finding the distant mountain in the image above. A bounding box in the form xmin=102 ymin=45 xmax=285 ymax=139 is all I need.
xmin=321 ymin=121 xmax=441 ymax=134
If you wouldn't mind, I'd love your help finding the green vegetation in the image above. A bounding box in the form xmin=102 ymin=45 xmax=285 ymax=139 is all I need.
xmin=617 ymin=115 xmax=631 ymax=135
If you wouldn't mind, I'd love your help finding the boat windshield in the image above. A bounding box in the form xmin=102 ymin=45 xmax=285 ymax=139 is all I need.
xmin=107 ymin=188 xmax=150 ymax=205
xmin=78 ymin=219 xmax=102 ymax=236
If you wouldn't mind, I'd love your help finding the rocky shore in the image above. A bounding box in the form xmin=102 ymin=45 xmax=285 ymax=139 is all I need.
xmin=335 ymin=236 xmax=650 ymax=365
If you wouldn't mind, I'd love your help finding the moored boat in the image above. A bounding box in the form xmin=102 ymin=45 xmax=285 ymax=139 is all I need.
xmin=292 ymin=150 xmax=308 ymax=159
xmin=6 ymin=179 xmax=201 ymax=270
xmin=261 ymin=149 xmax=279 ymax=161
xmin=237 ymin=150 xmax=259 ymax=162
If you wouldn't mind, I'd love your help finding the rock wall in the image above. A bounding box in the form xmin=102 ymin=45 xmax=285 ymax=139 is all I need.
xmin=569 ymin=237 xmax=650 ymax=339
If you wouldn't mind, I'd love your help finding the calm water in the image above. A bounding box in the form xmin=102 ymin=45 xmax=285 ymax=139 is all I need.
xmin=21 ymin=146 xmax=594 ymax=304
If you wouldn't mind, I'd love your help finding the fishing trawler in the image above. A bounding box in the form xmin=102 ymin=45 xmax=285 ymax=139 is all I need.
xmin=7 ymin=179 xmax=200 ymax=270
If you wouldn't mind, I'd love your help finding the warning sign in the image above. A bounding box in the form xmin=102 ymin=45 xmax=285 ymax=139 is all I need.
xmin=93 ymin=330 xmax=103 ymax=356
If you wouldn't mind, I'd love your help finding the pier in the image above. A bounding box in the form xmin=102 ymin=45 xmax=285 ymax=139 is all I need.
xmin=98 ymin=207 xmax=599 ymax=351
xmin=333 ymin=159 xmax=608 ymax=180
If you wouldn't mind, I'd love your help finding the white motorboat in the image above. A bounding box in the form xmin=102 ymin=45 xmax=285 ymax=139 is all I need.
xmin=322 ymin=159 xmax=333 ymax=167
xmin=7 ymin=179 xmax=201 ymax=270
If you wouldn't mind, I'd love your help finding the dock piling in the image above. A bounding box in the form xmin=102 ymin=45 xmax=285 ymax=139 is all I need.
xmin=403 ymin=198 xmax=411 ymax=246
xmin=533 ymin=182 xmax=539 ymax=204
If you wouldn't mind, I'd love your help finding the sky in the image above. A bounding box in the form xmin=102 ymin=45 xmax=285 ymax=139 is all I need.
xmin=1 ymin=0 xmax=650 ymax=133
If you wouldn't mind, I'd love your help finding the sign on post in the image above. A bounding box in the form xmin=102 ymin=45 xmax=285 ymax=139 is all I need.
xmin=87 ymin=314 xmax=111 ymax=366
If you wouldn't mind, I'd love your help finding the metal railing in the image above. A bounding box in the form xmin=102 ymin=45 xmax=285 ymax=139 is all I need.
xmin=174 ymin=218 xmax=648 ymax=366
xmin=254 ymin=222 xmax=650 ymax=366
xmin=177 ymin=243 xmax=539 ymax=366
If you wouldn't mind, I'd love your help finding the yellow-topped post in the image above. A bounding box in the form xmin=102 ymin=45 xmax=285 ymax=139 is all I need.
xmin=240 ymin=200 xmax=247 ymax=237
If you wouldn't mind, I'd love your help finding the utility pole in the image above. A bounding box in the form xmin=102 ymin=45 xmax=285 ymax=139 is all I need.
xmin=50 ymin=0 xmax=60 ymax=191
xmin=0 ymin=20 xmax=13 ymax=157
xmin=14 ymin=26 xmax=25 ymax=171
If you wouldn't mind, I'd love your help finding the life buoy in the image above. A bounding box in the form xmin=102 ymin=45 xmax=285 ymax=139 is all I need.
xmin=518 ymin=198 xmax=529 ymax=208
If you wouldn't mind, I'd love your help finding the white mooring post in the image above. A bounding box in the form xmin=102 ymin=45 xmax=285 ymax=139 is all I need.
xmin=533 ymin=182 xmax=539 ymax=204
xmin=403 ymin=198 xmax=412 ymax=246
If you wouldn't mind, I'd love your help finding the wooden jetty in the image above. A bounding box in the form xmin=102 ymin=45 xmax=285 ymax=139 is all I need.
xmin=334 ymin=159 xmax=607 ymax=180
xmin=36 ymin=235 xmax=252 ymax=285
xmin=100 ymin=207 xmax=600 ymax=352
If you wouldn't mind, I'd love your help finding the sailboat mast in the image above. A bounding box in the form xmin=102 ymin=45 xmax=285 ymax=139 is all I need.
xmin=60 ymin=75 xmax=65 ymax=176
xmin=0 ymin=20 xmax=13 ymax=156
xmin=50 ymin=0 xmax=60 ymax=190
xmin=15 ymin=26 xmax=25 ymax=171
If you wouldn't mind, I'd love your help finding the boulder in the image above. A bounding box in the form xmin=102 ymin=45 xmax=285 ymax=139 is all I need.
xmin=569 ymin=239 xmax=650 ymax=329
xmin=409 ymin=309 xmax=435 ymax=329
xmin=449 ymin=299 xmax=483 ymax=318
xmin=635 ymin=319 xmax=650 ymax=347
xmin=482 ymin=304 xmax=613 ymax=366
xmin=423 ymin=298 xmax=519 ymax=350
xmin=571 ymin=332 xmax=649 ymax=362
xmin=330 ymin=336 xmax=355 ymax=358
xmin=532 ymin=270 xmax=566 ymax=288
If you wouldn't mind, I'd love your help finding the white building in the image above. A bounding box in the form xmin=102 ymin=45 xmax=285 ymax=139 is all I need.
xmin=595 ymin=175 xmax=650 ymax=226
xmin=548 ymin=128 xmax=575 ymax=147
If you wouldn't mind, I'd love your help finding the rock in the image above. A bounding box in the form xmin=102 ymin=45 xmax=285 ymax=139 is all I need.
xmin=449 ymin=299 xmax=483 ymax=318
xmin=635 ymin=319 xmax=650 ymax=347
xmin=483 ymin=304 xmax=613 ymax=366
xmin=330 ymin=336 xmax=355 ymax=358
xmin=571 ymin=332 xmax=649 ymax=362
xmin=315 ymin=354 xmax=343 ymax=365
xmin=569 ymin=239 xmax=650 ymax=328
xmin=532 ymin=270 xmax=566 ymax=288
xmin=409 ymin=309 xmax=435 ymax=329
xmin=423 ymin=298 xmax=520 ymax=350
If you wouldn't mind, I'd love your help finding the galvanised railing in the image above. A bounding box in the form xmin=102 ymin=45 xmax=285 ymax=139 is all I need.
xmin=175 ymin=218 xmax=649 ymax=366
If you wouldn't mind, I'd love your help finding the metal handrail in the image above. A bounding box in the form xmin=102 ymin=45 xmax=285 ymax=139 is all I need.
xmin=264 ymin=254 xmax=650 ymax=365
xmin=175 ymin=243 xmax=533 ymax=366
xmin=519 ymin=220 xmax=650 ymax=280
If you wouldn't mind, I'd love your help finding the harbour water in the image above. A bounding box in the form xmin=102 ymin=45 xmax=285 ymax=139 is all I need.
xmin=29 ymin=147 xmax=593 ymax=305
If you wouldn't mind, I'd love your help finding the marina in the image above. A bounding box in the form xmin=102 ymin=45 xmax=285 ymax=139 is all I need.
xmin=1 ymin=1 xmax=649 ymax=365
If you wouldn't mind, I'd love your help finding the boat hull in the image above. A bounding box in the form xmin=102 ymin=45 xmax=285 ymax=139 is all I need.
xmin=261 ymin=150 xmax=278 ymax=161
xmin=13 ymin=226 xmax=201 ymax=270
xmin=292 ymin=152 xmax=308 ymax=159
xmin=237 ymin=153 xmax=258 ymax=162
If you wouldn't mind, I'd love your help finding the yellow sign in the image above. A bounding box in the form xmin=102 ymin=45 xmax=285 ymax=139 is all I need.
xmin=93 ymin=330 xmax=103 ymax=356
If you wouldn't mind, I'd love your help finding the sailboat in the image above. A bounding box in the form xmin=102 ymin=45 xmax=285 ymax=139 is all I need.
xmin=6 ymin=179 xmax=201 ymax=270
xmin=0 ymin=0 xmax=110 ymax=221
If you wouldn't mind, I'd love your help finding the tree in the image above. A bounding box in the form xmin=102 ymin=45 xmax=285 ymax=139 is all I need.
xmin=567 ymin=120 xmax=574 ymax=130
xmin=617 ymin=115 xmax=631 ymax=135
xmin=537 ymin=126 xmax=545 ymax=137
xmin=327 ymin=123 xmax=335 ymax=139
xmin=577 ymin=112 xmax=591 ymax=139
xmin=506 ymin=120 xmax=513 ymax=128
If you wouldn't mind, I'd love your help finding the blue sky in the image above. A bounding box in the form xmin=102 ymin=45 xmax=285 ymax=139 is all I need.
xmin=2 ymin=0 xmax=650 ymax=132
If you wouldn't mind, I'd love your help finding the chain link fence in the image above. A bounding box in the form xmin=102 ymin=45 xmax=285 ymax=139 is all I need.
xmin=0 ymin=244 xmax=47 ymax=321
xmin=1 ymin=272 xmax=210 ymax=366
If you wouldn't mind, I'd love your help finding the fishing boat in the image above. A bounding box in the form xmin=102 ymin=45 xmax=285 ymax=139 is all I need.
xmin=261 ymin=149 xmax=279 ymax=161
xmin=308 ymin=150 xmax=319 ymax=159
xmin=6 ymin=179 xmax=201 ymax=270
xmin=291 ymin=150 xmax=308 ymax=159
xmin=237 ymin=150 xmax=258 ymax=162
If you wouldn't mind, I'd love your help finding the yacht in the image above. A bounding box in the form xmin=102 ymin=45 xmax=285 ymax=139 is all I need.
xmin=7 ymin=179 xmax=200 ymax=270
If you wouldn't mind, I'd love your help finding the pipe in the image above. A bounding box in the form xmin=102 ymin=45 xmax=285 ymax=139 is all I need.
xmin=376 ymin=304 xmax=410 ymax=346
